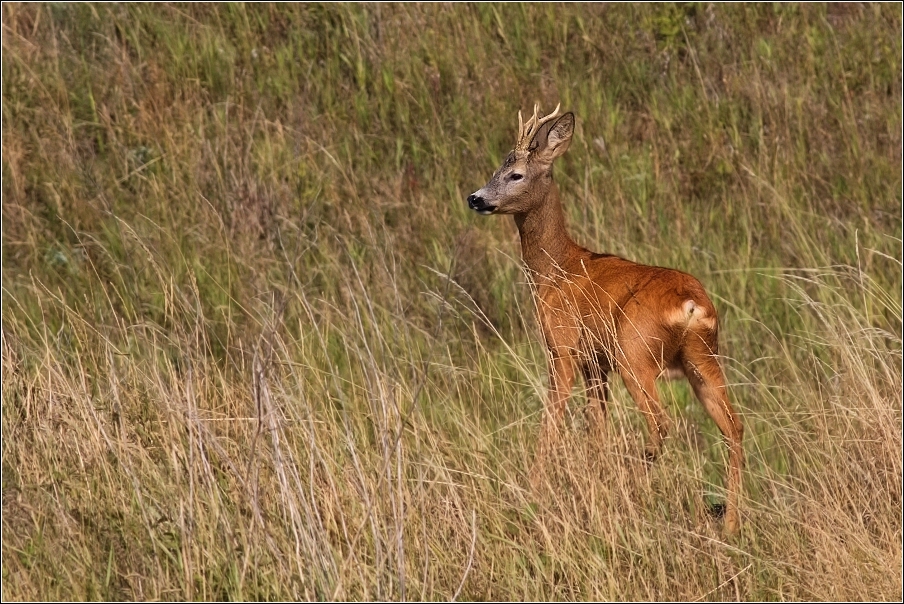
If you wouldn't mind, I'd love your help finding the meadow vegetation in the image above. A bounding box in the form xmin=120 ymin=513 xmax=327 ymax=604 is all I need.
xmin=2 ymin=3 xmax=901 ymax=600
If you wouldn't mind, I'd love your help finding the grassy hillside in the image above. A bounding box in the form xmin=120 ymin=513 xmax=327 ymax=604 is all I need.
xmin=2 ymin=3 xmax=901 ymax=600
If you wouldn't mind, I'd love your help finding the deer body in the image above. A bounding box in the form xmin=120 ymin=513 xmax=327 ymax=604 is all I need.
xmin=467 ymin=105 xmax=743 ymax=535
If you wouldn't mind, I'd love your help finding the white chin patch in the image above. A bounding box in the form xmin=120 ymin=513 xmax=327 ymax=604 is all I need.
xmin=478 ymin=209 xmax=495 ymax=215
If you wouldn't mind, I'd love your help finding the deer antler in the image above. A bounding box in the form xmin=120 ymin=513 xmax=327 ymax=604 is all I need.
xmin=515 ymin=103 xmax=562 ymax=155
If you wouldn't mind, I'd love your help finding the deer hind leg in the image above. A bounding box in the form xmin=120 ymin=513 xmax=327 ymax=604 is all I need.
xmin=620 ymin=366 xmax=671 ymax=461
xmin=682 ymin=338 xmax=744 ymax=535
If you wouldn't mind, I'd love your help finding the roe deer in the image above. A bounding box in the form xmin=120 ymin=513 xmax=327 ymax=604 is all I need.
xmin=466 ymin=104 xmax=744 ymax=535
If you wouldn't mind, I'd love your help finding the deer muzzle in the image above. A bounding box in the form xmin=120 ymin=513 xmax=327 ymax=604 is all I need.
xmin=467 ymin=193 xmax=497 ymax=215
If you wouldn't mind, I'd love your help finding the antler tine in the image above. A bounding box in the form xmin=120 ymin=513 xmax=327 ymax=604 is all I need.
xmin=515 ymin=103 xmax=563 ymax=154
xmin=539 ymin=103 xmax=562 ymax=127
xmin=520 ymin=103 xmax=541 ymax=146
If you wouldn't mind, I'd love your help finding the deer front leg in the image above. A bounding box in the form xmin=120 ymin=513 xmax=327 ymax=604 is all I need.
xmin=581 ymin=354 xmax=610 ymax=441
xmin=531 ymin=350 xmax=576 ymax=487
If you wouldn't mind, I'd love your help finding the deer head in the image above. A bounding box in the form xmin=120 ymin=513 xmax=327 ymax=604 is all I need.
xmin=467 ymin=104 xmax=574 ymax=215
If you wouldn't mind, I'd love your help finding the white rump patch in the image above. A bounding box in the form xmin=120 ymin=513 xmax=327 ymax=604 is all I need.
xmin=682 ymin=299 xmax=698 ymax=316
xmin=666 ymin=299 xmax=715 ymax=329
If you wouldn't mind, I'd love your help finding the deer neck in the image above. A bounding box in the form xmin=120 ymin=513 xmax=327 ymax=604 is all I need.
xmin=514 ymin=182 xmax=579 ymax=280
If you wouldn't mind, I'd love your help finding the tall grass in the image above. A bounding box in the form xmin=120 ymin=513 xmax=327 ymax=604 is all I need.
xmin=2 ymin=3 xmax=901 ymax=600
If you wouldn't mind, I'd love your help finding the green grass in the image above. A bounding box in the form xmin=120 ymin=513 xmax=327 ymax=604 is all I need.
xmin=2 ymin=3 xmax=901 ymax=600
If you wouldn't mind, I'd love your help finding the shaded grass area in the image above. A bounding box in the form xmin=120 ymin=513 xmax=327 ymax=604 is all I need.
xmin=2 ymin=3 xmax=901 ymax=600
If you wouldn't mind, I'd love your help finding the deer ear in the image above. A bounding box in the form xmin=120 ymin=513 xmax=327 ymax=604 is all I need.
xmin=536 ymin=113 xmax=574 ymax=164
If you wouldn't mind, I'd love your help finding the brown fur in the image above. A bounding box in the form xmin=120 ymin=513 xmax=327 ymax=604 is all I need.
xmin=467 ymin=107 xmax=744 ymax=535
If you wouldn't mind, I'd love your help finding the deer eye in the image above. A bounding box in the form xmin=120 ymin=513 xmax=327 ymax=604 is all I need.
xmin=509 ymin=173 xmax=523 ymax=181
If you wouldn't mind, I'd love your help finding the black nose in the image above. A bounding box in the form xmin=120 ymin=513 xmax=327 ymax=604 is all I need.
xmin=467 ymin=193 xmax=497 ymax=215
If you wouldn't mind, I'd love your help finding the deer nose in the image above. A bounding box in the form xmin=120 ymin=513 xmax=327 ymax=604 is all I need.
xmin=467 ymin=192 xmax=497 ymax=214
